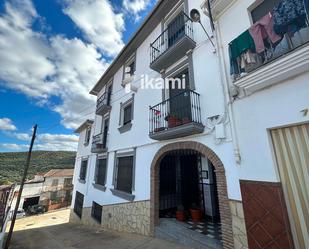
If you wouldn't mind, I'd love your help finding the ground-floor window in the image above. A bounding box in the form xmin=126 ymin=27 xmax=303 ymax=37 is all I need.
xmin=74 ymin=191 xmax=84 ymax=218
xmin=91 ymin=201 xmax=102 ymax=223
xmin=114 ymin=155 xmax=134 ymax=194
xmin=95 ymin=157 xmax=107 ymax=186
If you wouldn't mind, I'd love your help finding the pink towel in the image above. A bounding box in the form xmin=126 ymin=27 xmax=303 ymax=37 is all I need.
xmin=249 ymin=13 xmax=281 ymax=53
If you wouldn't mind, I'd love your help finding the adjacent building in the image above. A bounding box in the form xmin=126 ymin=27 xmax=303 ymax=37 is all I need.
xmin=71 ymin=0 xmax=309 ymax=249
xmin=12 ymin=169 xmax=74 ymax=212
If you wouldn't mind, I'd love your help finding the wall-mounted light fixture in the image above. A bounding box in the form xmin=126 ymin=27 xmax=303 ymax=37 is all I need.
xmin=190 ymin=9 xmax=216 ymax=53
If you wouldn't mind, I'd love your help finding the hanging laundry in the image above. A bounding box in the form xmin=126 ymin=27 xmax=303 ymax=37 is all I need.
xmin=273 ymin=0 xmax=307 ymax=35
xmin=229 ymin=30 xmax=256 ymax=61
xmin=249 ymin=13 xmax=282 ymax=53
xmin=240 ymin=50 xmax=257 ymax=69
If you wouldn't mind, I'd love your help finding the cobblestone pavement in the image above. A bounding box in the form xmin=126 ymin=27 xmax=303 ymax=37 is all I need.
xmin=7 ymin=209 xmax=190 ymax=249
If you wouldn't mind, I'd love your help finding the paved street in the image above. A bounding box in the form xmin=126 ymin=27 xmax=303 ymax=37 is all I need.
xmin=7 ymin=209 xmax=189 ymax=249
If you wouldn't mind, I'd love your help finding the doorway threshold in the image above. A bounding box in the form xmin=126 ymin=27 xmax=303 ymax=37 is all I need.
xmin=156 ymin=218 xmax=223 ymax=249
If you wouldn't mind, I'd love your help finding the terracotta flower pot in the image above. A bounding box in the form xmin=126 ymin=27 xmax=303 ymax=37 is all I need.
xmin=190 ymin=208 xmax=202 ymax=222
xmin=176 ymin=211 xmax=186 ymax=221
xmin=168 ymin=117 xmax=178 ymax=128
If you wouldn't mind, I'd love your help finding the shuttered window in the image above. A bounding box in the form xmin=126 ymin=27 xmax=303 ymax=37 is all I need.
xmin=91 ymin=201 xmax=102 ymax=223
xmin=123 ymin=104 xmax=132 ymax=125
xmin=95 ymin=158 xmax=107 ymax=186
xmin=73 ymin=191 xmax=84 ymax=218
xmin=115 ymin=156 xmax=134 ymax=194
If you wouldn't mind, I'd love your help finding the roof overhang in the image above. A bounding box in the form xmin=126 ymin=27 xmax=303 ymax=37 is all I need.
xmin=74 ymin=119 xmax=94 ymax=133
xmin=89 ymin=0 xmax=181 ymax=96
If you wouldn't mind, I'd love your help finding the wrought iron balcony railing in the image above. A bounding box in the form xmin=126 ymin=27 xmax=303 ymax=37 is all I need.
xmin=96 ymin=93 xmax=111 ymax=115
xmin=149 ymin=90 xmax=204 ymax=140
xmin=150 ymin=12 xmax=194 ymax=65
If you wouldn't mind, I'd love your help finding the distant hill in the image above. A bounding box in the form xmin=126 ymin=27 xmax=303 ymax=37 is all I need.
xmin=0 ymin=151 xmax=76 ymax=184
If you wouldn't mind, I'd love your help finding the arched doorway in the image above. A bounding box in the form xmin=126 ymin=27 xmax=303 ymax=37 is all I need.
xmin=150 ymin=141 xmax=234 ymax=249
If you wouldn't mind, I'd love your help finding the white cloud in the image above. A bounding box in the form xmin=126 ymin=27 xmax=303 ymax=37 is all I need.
xmin=0 ymin=0 xmax=56 ymax=98
xmin=0 ymin=118 xmax=17 ymax=131
xmin=0 ymin=0 xmax=109 ymax=129
xmin=0 ymin=143 xmax=28 ymax=150
xmin=1 ymin=133 xmax=79 ymax=151
xmin=123 ymin=0 xmax=151 ymax=21
xmin=63 ymin=0 xmax=125 ymax=57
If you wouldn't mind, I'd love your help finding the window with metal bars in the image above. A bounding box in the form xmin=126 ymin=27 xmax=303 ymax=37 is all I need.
xmin=74 ymin=191 xmax=84 ymax=218
xmin=115 ymin=156 xmax=134 ymax=194
xmin=91 ymin=201 xmax=102 ymax=223
xmin=79 ymin=160 xmax=88 ymax=181
xmin=95 ymin=158 xmax=107 ymax=186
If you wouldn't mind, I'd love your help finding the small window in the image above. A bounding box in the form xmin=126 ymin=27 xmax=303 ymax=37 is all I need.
xmin=91 ymin=201 xmax=102 ymax=223
xmin=74 ymin=191 xmax=84 ymax=218
xmin=50 ymin=191 xmax=57 ymax=200
xmin=115 ymin=156 xmax=134 ymax=194
xmin=79 ymin=160 xmax=88 ymax=181
xmin=64 ymin=178 xmax=72 ymax=187
xmin=95 ymin=158 xmax=107 ymax=186
xmin=52 ymin=179 xmax=59 ymax=186
xmin=84 ymin=127 xmax=91 ymax=145
xmin=123 ymin=104 xmax=132 ymax=125
xmin=123 ymin=55 xmax=136 ymax=80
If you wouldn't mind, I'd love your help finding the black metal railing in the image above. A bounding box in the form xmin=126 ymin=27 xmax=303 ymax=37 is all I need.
xmin=91 ymin=133 xmax=107 ymax=152
xmin=96 ymin=92 xmax=111 ymax=111
xmin=149 ymin=90 xmax=202 ymax=134
xmin=150 ymin=12 xmax=194 ymax=64
xmin=230 ymin=25 xmax=309 ymax=80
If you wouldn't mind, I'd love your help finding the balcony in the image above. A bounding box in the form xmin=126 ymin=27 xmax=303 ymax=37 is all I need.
xmin=150 ymin=12 xmax=196 ymax=72
xmin=91 ymin=133 xmax=107 ymax=154
xmin=230 ymin=25 xmax=309 ymax=95
xmin=96 ymin=93 xmax=111 ymax=116
xmin=149 ymin=90 xmax=204 ymax=141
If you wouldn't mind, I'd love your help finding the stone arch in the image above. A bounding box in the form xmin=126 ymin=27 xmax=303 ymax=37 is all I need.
xmin=150 ymin=141 xmax=234 ymax=249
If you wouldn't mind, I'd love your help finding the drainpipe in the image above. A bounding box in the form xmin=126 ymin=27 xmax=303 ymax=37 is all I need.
xmin=213 ymin=15 xmax=241 ymax=164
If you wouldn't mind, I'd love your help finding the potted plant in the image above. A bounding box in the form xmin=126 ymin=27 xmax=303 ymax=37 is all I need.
xmin=176 ymin=205 xmax=186 ymax=221
xmin=165 ymin=114 xmax=178 ymax=128
xmin=189 ymin=203 xmax=202 ymax=222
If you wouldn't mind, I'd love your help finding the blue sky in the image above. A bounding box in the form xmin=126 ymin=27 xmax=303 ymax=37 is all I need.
xmin=0 ymin=0 xmax=156 ymax=152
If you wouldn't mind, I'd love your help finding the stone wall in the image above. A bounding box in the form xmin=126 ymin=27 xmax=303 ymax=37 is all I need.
xmin=69 ymin=200 xmax=151 ymax=236
xmin=229 ymin=200 xmax=248 ymax=249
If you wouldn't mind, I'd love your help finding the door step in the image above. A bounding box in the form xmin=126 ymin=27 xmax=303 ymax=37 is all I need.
xmin=155 ymin=219 xmax=223 ymax=249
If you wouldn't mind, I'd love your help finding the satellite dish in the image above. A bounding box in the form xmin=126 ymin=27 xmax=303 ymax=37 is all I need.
xmin=190 ymin=9 xmax=201 ymax=22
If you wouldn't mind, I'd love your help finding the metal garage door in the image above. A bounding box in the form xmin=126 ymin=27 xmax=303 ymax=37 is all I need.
xmin=271 ymin=124 xmax=309 ymax=249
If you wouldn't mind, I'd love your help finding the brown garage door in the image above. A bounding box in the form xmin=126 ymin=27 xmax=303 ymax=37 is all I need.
xmin=271 ymin=124 xmax=309 ymax=249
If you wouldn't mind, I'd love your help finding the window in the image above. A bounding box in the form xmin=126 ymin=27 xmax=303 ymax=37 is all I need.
xmin=123 ymin=54 xmax=136 ymax=81
xmin=79 ymin=160 xmax=88 ymax=181
xmin=50 ymin=191 xmax=57 ymax=200
xmin=74 ymin=191 xmax=84 ymax=218
xmin=123 ymin=104 xmax=132 ymax=125
xmin=115 ymin=156 xmax=134 ymax=194
xmin=119 ymin=95 xmax=134 ymax=133
xmin=64 ymin=178 xmax=72 ymax=187
xmin=52 ymin=179 xmax=59 ymax=186
xmin=102 ymin=118 xmax=109 ymax=148
xmin=91 ymin=201 xmax=102 ymax=223
xmin=95 ymin=158 xmax=107 ymax=186
xmin=84 ymin=127 xmax=91 ymax=145
xmin=251 ymin=0 xmax=281 ymax=23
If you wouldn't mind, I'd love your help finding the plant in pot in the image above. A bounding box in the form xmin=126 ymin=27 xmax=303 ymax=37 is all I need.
xmin=165 ymin=114 xmax=178 ymax=128
xmin=176 ymin=205 xmax=186 ymax=222
xmin=189 ymin=203 xmax=202 ymax=222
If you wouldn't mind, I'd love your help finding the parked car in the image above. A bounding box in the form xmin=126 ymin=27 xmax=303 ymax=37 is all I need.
xmin=10 ymin=209 xmax=26 ymax=220
xmin=27 ymin=204 xmax=45 ymax=215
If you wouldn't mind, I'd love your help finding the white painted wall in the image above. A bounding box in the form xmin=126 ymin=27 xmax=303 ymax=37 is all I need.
xmin=215 ymin=0 xmax=309 ymax=182
xmin=72 ymin=0 xmax=243 ymax=211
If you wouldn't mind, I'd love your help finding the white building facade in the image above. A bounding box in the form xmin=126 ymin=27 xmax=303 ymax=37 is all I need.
xmin=71 ymin=0 xmax=309 ymax=249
